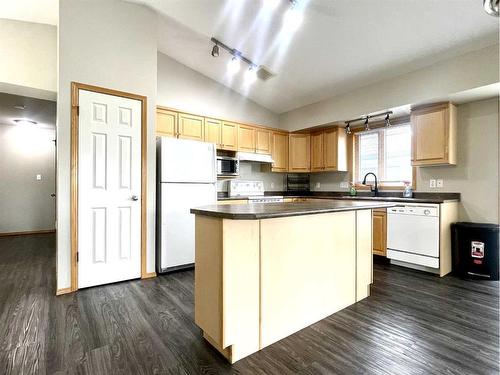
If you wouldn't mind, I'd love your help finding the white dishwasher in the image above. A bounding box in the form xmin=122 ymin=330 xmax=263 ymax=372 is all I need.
xmin=387 ymin=204 xmax=440 ymax=269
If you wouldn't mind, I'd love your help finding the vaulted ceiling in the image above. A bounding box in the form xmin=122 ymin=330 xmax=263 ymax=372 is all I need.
xmin=135 ymin=0 xmax=499 ymax=113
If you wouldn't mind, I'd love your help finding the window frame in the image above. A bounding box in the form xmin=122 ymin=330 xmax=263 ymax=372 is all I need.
xmin=352 ymin=118 xmax=416 ymax=191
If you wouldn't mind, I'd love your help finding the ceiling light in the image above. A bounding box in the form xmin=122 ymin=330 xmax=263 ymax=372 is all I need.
xmin=345 ymin=123 xmax=352 ymax=135
xmin=385 ymin=113 xmax=391 ymax=127
xmin=211 ymin=44 xmax=220 ymax=57
xmin=283 ymin=4 xmax=303 ymax=32
xmin=264 ymin=0 xmax=281 ymax=11
xmin=13 ymin=119 xmax=37 ymax=126
xmin=227 ymin=56 xmax=241 ymax=75
xmin=244 ymin=66 xmax=258 ymax=85
xmin=483 ymin=0 xmax=499 ymax=16
xmin=364 ymin=117 xmax=370 ymax=131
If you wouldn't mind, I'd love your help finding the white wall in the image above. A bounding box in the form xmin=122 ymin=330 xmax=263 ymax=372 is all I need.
xmin=0 ymin=19 xmax=57 ymax=100
xmin=417 ymin=98 xmax=499 ymax=224
xmin=0 ymin=124 xmax=55 ymax=232
xmin=280 ymin=44 xmax=499 ymax=131
xmin=57 ymin=0 xmax=157 ymax=290
xmin=157 ymin=53 xmax=280 ymax=128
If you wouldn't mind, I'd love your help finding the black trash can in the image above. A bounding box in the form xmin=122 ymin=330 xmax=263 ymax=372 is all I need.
xmin=451 ymin=222 xmax=499 ymax=280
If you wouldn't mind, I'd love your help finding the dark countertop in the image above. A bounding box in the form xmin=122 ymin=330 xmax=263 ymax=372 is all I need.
xmin=191 ymin=200 xmax=396 ymax=220
xmin=217 ymin=191 xmax=460 ymax=204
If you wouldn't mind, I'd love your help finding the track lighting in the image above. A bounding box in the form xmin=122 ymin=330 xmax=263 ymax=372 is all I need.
xmin=211 ymin=44 xmax=220 ymax=57
xmin=345 ymin=122 xmax=352 ymax=135
xmin=364 ymin=117 xmax=370 ymax=131
xmin=385 ymin=113 xmax=391 ymax=127
xmin=244 ymin=65 xmax=258 ymax=85
xmin=227 ymin=56 xmax=241 ymax=75
xmin=483 ymin=0 xmax=499 ymax=16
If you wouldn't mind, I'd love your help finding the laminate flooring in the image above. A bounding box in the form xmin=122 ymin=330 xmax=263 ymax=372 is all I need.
xmin=0 ymin=234 xmax=498 ymax=374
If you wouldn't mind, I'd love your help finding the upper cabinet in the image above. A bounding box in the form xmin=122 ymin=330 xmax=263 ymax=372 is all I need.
xmin=178 ymin=113 xmax=204 ymax=141
xmin=255 ymin=128 xmax=271 ymax=154
xmin=289 ymin=133 xmax=311 ymax=172
xmin=411 ymin=102 xmax=457 ymax=166
xmin=270 ymin=131 xmax=288 ymax=172
xmin=156 ymin=108 xmax=177 ymax=137
xmin=238 ymin=124 xmax=256 ymax=152
xmin=310 ymin=127 xmax=348 ymax=172
xmin=221 ymin=121 xmax=238 ymax=151
xmin=204 ymin=118 xmax=222 ymax=147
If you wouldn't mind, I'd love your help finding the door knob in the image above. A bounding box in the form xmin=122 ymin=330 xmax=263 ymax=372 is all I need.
xmin=131 ymin=195 xmax=139 ymax=201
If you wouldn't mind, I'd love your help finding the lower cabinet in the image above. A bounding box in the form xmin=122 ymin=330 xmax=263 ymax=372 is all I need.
xmin=372 ymin=209 xmax=387 ymax=256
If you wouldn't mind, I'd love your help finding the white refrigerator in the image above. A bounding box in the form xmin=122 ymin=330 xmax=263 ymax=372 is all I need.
xmin=156 ymin=137 xmax=217 ymax=273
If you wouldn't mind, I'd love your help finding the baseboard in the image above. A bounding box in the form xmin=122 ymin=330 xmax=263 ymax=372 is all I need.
xmin=142 ymin=272 xmax=157 ymax=279
xmin=56 ymin=287 xmax=72 ymax=296
xmin=0 ymin=229 xmax=56 ymax=237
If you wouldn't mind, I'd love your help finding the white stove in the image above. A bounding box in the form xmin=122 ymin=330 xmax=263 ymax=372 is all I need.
xmin=228 ymin=180 xmax=283 ymax=203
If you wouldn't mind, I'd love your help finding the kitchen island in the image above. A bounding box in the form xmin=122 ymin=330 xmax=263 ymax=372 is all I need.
xmin=191 ymin=200 xmax=394 ymax=363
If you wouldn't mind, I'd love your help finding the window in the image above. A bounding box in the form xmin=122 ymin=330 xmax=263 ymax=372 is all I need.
xmin=354 ymin=124 xmax=413 ymax=187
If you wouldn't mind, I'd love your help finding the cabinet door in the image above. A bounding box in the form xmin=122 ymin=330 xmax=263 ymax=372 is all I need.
xmin=178 ymin=113 xmax=204 ymax=141
xmin=256 ymin=129 xmax=271 ymax=154
xmin=156 ymin=109 xmax=177 ymax=137
xmin=204 ymin=118 xmax=221 ymax=146
xmin=238 ymin=124 xmax=256 ymax=152
xmin=310 ymin=132 xmax=324 ymax=172
xmin=271 ymin=132 xmax=288 ymax=172
xmin=221 ymin=121 xmax=238 ymax=151
xmin=289 ymin=134 xmax=310 ymax=172
xmin=372 ymin=210 xmax=387 ymax=256
xmin=324 ymin=129 xmax=337 ymax=171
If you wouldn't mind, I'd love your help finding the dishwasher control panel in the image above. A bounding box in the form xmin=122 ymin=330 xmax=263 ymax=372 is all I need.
xmin=387 ymin=204 xmax=439 ymax=217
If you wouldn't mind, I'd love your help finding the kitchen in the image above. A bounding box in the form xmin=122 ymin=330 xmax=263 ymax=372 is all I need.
xmin=0 ymin=0 xmax=499 ymax=374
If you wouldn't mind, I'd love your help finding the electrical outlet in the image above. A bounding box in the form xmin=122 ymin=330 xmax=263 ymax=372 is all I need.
xmin=436 ymin=179 xmax=443 ymax=188
xmin=315 ymin=182 xmax=321 ymax=189
xmin=340 ymin=182 xmax=349 ymax=188
xmin=36 ymin=174 xmax=42 ymax=181
xmin=270 ymin=182 xmax=275 ymax=189
xmin=429 ymin=179 xmax=436 ymax=188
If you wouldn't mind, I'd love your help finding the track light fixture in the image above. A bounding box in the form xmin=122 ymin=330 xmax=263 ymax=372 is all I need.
xmin=364 ymin=117 xmax=370 ymax=131
xmin=211 ymin=43 xmax=220 ymax=57
xmin=211 ymin=37 xmax=261 ymax=84
xmin=483 ymin=0 xmax=499 ymax=16
xmin=385 ymin=113 xmax=391 ymax=127
xmin=345 ymin=122 xmax=352 ymax=135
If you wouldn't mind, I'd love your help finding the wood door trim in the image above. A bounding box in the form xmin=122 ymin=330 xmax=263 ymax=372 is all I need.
xmin=69 ymin=82 xmax=153 ymax=294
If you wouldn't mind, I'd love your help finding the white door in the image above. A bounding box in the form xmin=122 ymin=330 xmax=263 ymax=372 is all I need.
xmin=160 ymin=182 xmax=216 ymax=270
xmin=78 ymin=89 xmax=142 ymax=288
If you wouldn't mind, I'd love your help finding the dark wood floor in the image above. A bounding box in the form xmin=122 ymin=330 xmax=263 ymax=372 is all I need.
xmin=0 ymin=234 xmax=498 ymax=374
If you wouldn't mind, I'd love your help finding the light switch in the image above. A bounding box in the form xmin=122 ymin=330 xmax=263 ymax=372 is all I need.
xmin=429 ymin=179 xmax=436 ymax=188
xmin=436 ymin=179 xmax=443 ymax=188
xmin=36 ymin=174 xmax=42 ymax=181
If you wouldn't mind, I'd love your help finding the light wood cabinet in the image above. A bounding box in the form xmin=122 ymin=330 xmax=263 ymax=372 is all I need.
xmin=270 ymin=132 xmax=288 ymax=172
xmin=221 ymin=121 xmax=238 ymax=151
xmin=372 ymin=209 xmax=387 ymax=256
xmin=411 ymin=102 xmax=457 ymax=166
xmin=178 ymin=113 xmax=204 ymax=141
xmin=238 ymin=124 xmax=256 ymax=152
xmin=204 ymin=118 xmax=222 ymax=146
xmin=309 ymin=128 xmax=348 ymax=172
xmin=256 ymin=128 xmax=271 ymax=154
xmin=289 ymin=133 xmax=310 ymax=172
xmin=311 ymin=132 xmax=324 ymax=172
xmin=156 ymin=108 xmax=177 ymax=137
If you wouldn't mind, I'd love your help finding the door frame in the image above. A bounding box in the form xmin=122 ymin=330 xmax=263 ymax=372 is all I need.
xmin=69 ymin=82 xmax=153 ymax=293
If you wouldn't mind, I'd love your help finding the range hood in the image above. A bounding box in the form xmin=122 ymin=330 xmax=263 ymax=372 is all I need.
xmin=237 ymin=152 xmax=274 ymax=164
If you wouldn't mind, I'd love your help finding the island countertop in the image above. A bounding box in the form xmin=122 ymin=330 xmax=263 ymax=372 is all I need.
xmin=191 ymin=200 xmax=395 ymax=220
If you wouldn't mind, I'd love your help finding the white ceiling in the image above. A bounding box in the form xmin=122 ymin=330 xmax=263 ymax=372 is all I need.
xmin=134 ymin=0 xmax=499 ymax=114
xmin=0 ymin=0 xmax=58 ymax=25
xmin=0 ymin=92 xmax=56 ymax=128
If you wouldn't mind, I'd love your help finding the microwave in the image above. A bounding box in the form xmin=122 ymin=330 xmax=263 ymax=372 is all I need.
xmin=217 ymin=156 xmax=239 ymax=177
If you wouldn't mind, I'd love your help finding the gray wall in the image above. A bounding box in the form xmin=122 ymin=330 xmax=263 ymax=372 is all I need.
xmin=57 ymin=0 xmax=158 ymax=290
xmin=157 ymin=52 xmax=280 ymax=128
xmin=417 ymin=98 xmax=499 ymax=223
xmin=0 ymin=124 xmax=55 ymax=232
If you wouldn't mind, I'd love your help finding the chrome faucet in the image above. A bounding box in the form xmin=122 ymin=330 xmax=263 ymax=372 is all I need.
xmin=362 ymin=172 xmax=378 ymax=196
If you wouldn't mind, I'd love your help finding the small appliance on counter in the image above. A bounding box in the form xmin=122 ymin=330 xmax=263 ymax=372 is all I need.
xmin=228 ymin=180 xmax=284 ymax=203
xmin=286 ymin=174 xmax=310 ymax=192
